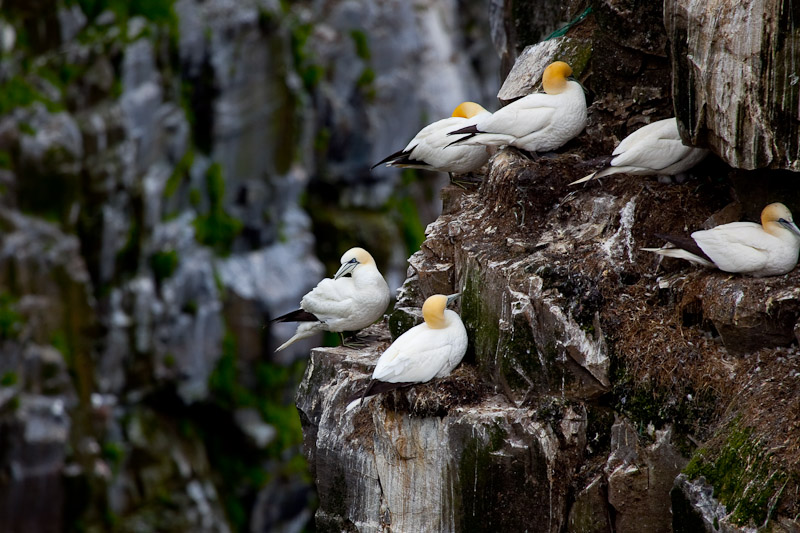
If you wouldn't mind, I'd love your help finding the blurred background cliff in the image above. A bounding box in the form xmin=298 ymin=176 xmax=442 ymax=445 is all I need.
xmin=0 ymin=0 xmax=548 ymax=530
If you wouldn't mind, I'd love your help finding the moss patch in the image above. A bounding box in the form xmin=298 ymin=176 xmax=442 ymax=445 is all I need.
xmin=684 ymin=420 xmax=788 ymax=527
xmin=192 ymin=163 xmax=242 ymax=256
xmin=150 ymin=250 xmax=179 ymax=284
xmin=0 ymin=292 xmax=22 ymax=340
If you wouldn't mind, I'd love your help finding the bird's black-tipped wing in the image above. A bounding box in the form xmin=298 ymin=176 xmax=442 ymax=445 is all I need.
xmin=271 ymin=309 xmax=319 ymax=323
xmin=371 ymin=148 xmax=409 ymax=169
xmin=447 ymin=124 xmax=481 ymax=136
xmin=654 ymin=233 xmax=713 ymax=263
xmin=445 ymin=132 xmax=479 ymax=148
xmin=372 ymin=148 xmax=430 ymax=170
xmin=346 ymin=379 xmax=415 ymax=406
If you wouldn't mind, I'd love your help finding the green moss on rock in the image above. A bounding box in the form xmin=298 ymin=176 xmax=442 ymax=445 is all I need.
xmin=192 ymin=163 xmax=243 ymax=256
xmin=0 ymin=292 xmax=22 ymax=340
xmin=150 ymin=250 xmax=179 ymax=284
xmin=684 ymin=420 xmax=788 ymax=527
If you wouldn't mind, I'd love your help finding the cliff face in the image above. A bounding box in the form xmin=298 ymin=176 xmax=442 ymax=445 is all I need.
xmin=298 ymin=2 xmax=800 ymax=531
xmin=0 ymin=0 xmax=498 ymax=531
xmin=666 ymin=0 xmax=800 ymax=171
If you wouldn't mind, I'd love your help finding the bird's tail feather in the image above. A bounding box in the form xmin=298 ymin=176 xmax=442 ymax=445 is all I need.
xmin=568 ymin=171 xmax=598 ymax=185
xmin=275 ymin=321 xmax=324 ymax=352
xmin=344 ymin=380 xmax=415 ymax=412
xmin=640 ymin=247 xmax=715 ymax=267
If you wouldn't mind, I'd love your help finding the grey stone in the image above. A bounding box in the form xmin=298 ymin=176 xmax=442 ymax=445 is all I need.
xmin=605 ymin=419 xmax=688 ymax=533
xmin=665 ymin=0 xmax=800 ymax=170
xmin=297 ymin=324 xmax=587 ymax=532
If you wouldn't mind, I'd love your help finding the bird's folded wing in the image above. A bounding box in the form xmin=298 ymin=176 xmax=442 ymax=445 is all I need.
xmin=372 ymin=342 xmax=453 ymax=384
xmin=610 ymin=138 xmax=693 ymax=171
xmin=476 ymin=100 xmax=556 ymax=138
xmin=301 ymin=278 xmax=356 ymax=318
xmin=692 ymin=224 xmax=769 ymax=272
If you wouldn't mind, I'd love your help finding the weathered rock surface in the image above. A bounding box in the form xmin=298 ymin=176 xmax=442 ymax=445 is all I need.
xmin=0 ymin=0 xmax=503 ymax=530
xmin=298 ymin=325 xmax=588 ymax=533
xmin=299 ymin=18 xmax=800 ymax=528
xmin=665 ymin=0 xmax=800 ymax=170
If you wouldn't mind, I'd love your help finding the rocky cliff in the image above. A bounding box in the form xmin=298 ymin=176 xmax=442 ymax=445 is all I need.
xmin=298 ymin=2 xmax=800 ymax=532
xmin=0 ymin=0 xmax=498 ymax=531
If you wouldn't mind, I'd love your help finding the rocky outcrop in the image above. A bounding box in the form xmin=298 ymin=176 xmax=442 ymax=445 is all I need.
xmin=0 ymin=0 xmax=501 ymax=530
xmin=665 ymin=0 xmax=800 ymax=170
xmin=298 ymin=325 xmax=588 ymax=533
xmin=298 ymin=4 xmax=800 ymax=529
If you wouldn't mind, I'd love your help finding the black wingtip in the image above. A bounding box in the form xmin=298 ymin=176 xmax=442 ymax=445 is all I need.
xmin=445 ymin=132 xmax=478 ymax=148
xmin=653 ymin=233 xmax=713 ymax=263
xmin=271 ymin=309 xmax=319 ymax=323
xmin=372 ymin=148 xmax=409 ymax=170
xmin=447 ymin=124 xmax=481 ymax=137
xmin=346 ymin=379 xmax=416 ymax=406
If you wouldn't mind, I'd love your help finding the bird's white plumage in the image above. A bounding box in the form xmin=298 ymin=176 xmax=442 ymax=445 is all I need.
xmin=453 ymin=81 xmax=587 ymax=153
xmin=644 ymin=203 xmax=800 ymax=277
xmin=401 ymin=115 xmax=492 ymax=173
xmin=571 ymin=118 xmax=708 ymax=185
xmin=344 ymin=294 xmax=468 ymax=412
xmin=371 ymin=309 xmax=468 ymax=383
xmin=275 ymin=248 xmax=390 ymax=351
xmin=376 ymin=103 xmax=492 ymax=174
xmin=692 ymin=223 xmax=794 ymax=276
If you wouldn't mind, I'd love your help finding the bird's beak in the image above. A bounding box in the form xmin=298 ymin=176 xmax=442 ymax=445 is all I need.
xmin=779 ymin=218 xmax=800 ymax=239
xmin=334 ymin=258 xmax=359 ymax=279
xmin=445 ymin=293 xmax=461 ymax=306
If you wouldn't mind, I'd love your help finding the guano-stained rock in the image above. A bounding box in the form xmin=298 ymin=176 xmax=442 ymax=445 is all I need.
xmin=665 ymin=0 xmax=800 ymax=170
xmin=297 ymin=325 xmax=588 ymax=533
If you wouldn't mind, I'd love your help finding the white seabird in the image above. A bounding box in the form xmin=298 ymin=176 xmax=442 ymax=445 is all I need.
xmin=272 ymin=247 xmax=391 ymax=352
xmin=372 ymin=102 xmax=492 ymax=175
xmin=642 ymin=203 xmax=800 ymax=277
xmin=345 ymin=293 xmax=468 ymax=412
xmin=570 ymin=117 xmax=709 ymax=185
xmin=447 ymin=61 xmax=587 ymax=154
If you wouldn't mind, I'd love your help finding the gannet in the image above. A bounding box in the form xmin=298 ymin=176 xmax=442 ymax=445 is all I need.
xmin=272 ymin=247 xmax=390 ymax=351
xmin=345 ymin=293 xmax=467 ymax=412
xmin=372 ymin=102 xmax=492 ymax=174
xmin=570 ymin=117 xmax=709 ymax=185
xmin=447 ymin=61 xmax=587 ymax=154
xmin=642 ymin=203 xmax=800 ymax=277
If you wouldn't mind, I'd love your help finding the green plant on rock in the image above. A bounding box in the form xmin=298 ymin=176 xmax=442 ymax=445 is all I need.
xmin=150 ymin=249 xmax=179 ymax=284
xmin=684 ymin=420 xmax=788 ymax=527
xmin=164 ymin=148 xmax=194 ymax=199
xmin=0 ymin=292 xmax=22 ymax=340
xmin=0 ymin=75 xmax=63 ymax=115
xmin=192 ymin=163 xmax=242 ymax=256
xmin=206 ymin=331 xmax=310 ymax=531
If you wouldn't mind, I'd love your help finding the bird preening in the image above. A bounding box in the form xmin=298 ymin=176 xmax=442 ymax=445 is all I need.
xmin=271 ymin=247 xmax=390 ymax=352
xmin=570 ymin=117 xmax=708 ymax=185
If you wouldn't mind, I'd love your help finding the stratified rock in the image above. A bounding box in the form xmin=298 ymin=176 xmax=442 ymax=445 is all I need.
xmin=567 ymin=475 xmax=612 ymax=533
xmin=497 ymin=36 xmax=592 ymax=104
xmin=605 ymin=418 xmax=687 ymax=533
xmin=297 ymin=324 xmax=588 ymax=533
xmin=665 ymin=0 xmax=800 ymax=170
